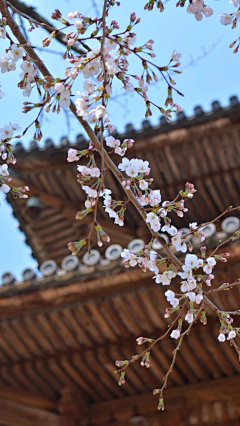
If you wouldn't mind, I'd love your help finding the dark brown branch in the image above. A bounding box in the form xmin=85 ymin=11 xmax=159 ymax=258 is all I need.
xmin=205 ymin=280 xmax=240 ymax=295
xmin=7 ymin=0 xmax=85 ymax=55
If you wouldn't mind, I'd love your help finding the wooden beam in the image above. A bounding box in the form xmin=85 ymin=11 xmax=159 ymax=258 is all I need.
xmin=0 ymin=268 xmax=154 ymax=318
xmin=0 ymin=240 xmax=239 ymax=318
xmin=89 ymin=375 xmax=240 ymax=424
xmin=0 ymin=397 xmax=61 ymax=426
xmin=0 ymin=387 xmax=57 ymax=410
xmin=10 ymin=174 xmax=79 ymax=219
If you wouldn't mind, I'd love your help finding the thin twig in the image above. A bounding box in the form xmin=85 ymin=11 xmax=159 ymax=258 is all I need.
xmin=159 ymin=304 xmax=205 ymax=399
xmin=7 ymin=0 xmax=85 ymax=55
xmin=182 ymin=206 xmax=240 ymax=240
xmin=116 ymin=300 xmax=188 ymax=374
xmin=205 ymin=280 xmax=240 ymax=295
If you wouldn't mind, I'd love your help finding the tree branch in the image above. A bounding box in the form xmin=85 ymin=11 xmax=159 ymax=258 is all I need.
xmin=7 ymin=0 xmax=85 ymax=55
xmin=0 ymin=0 xmax=182 ymax=270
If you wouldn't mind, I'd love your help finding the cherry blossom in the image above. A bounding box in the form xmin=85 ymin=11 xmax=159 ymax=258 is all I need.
xmin=171 ymin=50 xmax=181 ymax=61
xmin=7 ymin=44 xmax=24 ymax=62
xmin=121 ymin=249 xmax=138 ymax=267
xmin=228 ymin=330 xmax=236 ymax=339
xmin=67 ymin=149 xmax=79 ymax=162
xmin=229 ymin=0 xmax=240 ymax=7
xmin=0 ymin=183 xmax=10 ymax=193
xmin=82 ymin=185 xmax=98 ymax=198
xmin=146 ymin=212 xmax=161 ymax=232
xmin=0 ymin=164 xmax=9 ymax=176
xmin=185 ymin=312 xmax=194 ymax=323
xmin=59 ymin=90 xmax=71 ymax=108
xmin=218 ymin=333 xmax=226 ymax=342
xmin=154 ymin=270 xmax=177 ymax=285
xmin=0 ymin=56 xmax=10 ymax=73
xmin=74 ymin=19 xmax=84 ymax=29
xmin=218 ymin=13 xmax=232 ymax=25
xmin=170 ymin=329 xmax=181 ymax=339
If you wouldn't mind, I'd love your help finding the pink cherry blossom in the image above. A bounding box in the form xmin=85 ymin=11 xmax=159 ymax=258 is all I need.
xmin=170 ymin=329 xmax=180 ymax=339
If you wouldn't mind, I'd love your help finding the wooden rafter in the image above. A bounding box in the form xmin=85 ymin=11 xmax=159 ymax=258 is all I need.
xmin=0 ymin=397 xmax=61 ymax=426
xmin=89 ymin=375 xmax=240 ymax=424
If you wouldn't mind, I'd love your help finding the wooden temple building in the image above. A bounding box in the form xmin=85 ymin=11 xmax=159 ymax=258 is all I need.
xmin=0 ymin=97 xmax=240 ymax=426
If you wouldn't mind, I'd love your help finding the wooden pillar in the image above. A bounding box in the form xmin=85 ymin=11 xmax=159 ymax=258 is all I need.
xmin=58 ymin=388 xmax=78 ymax=426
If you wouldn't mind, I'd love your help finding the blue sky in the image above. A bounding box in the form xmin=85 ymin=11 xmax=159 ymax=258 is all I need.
xmin=0 ymin=0 xmax=239 ymax=280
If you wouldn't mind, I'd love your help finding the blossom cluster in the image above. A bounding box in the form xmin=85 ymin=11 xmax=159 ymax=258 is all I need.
xmin=1 ymin=3 xmax=185 ymax=144
xmin=187 ymin=0 xmax=213 ymax=21
xmin=103 ymin=190 xmax=126 ymax=226
xmin=105 ymin=136 xmax=134 ymax=156
xmin=0 ymin=163 xmax=10 ymax=193
xmin=121 ymin=241 xmax=231 ymax=342
xmin=218 ymin=0 xmax=240 ymax=26
xmin=0 ymin=41 xmax=39 ymax=98
xmin=41 ymin=9 xmax=183 ymax=134
xmin=0 ymin=161 xmax=29 ymax=198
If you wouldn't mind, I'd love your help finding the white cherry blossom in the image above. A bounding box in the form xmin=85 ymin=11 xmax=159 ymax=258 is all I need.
xmin=118 ymin=157 xmax=130 ymax=171
xmin=54 ymin=83 xmax=65 ymax=93
xmin=83 ymin=80 xmax=95 ymax=94
xmin=218 ymin=13 xmax=232 ymax=25
xmin=189 ymin=222 xmax=198 ymax=230
xmin=146 ymin=212 xmax=161 ymax=232
xmin=185 ymin=312 xmax=194 ymax=323
xmin=171 ymin=233 xmax=181 ymax=247
xmin=0 ymin=56 xmax=9 ymax=73
xmin=126 ymin=164 xmax=138 ymax=178
xmin=149 ymin=190 xmax=161 ymax=206
xmin=139 ymin=180 xmax=148 ymax=190
xmin=206 ymin=257 xmax=216 ymax=267
xmin=121 ymin=249 xmax=138 ymax=267
xmin=218 ymin=333 xmax=226 ymax=342
xmin=20 ymin=60 xmax=35 ymax=74
xmin=186 ymin=292 xmax=196 ymax=302
xmin=95 ymin=105 xmax=107 ymax=120
xmin=185 ymin=254 xmax=200 ymax=269
xmin=203 ymin=264 xmax=213 ymax=274
xmin=82 ymin=185 xmax=98 ymax=198
xmin=67 ymin=149 xmax=79 ymax=162
xmin=154 ymin=270 xmax=176 ymax=285
xmin=7 ymin=44 xmax=24 ymax=62
xmin=170 ymin=329 xmax=180 ymax=339
xmin=59 ymin=90 xmax=71 ymax=108
xmin=0 ymin=125 xmax=13 ymax=139
xmin=229 ymin=0 xmax=240 ymax=7
xmin=74 ymin=19 xmax=84 ymax=29
xmin=171 ymin=50 xmax=181 ymax=62
xmin=0 ymin=183 xmax=10 ymax=193
xmin=0 ymin=164 xmax=9 ymax=176
xmin=228 ymin=330 xmax=236 ymax=339
xmin=195 ymin=294 xmax=203 ymax=304
xmin=165 ymin=290 xmax=175 ymax=302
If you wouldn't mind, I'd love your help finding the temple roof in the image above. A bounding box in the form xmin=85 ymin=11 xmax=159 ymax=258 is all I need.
xmin=0 ymin=97 xmax=240 ymax=425
xmin=0 ymin=240 xmax=239 ymax=425
xmin=6 ymin=95 xmax=240 ymax=266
